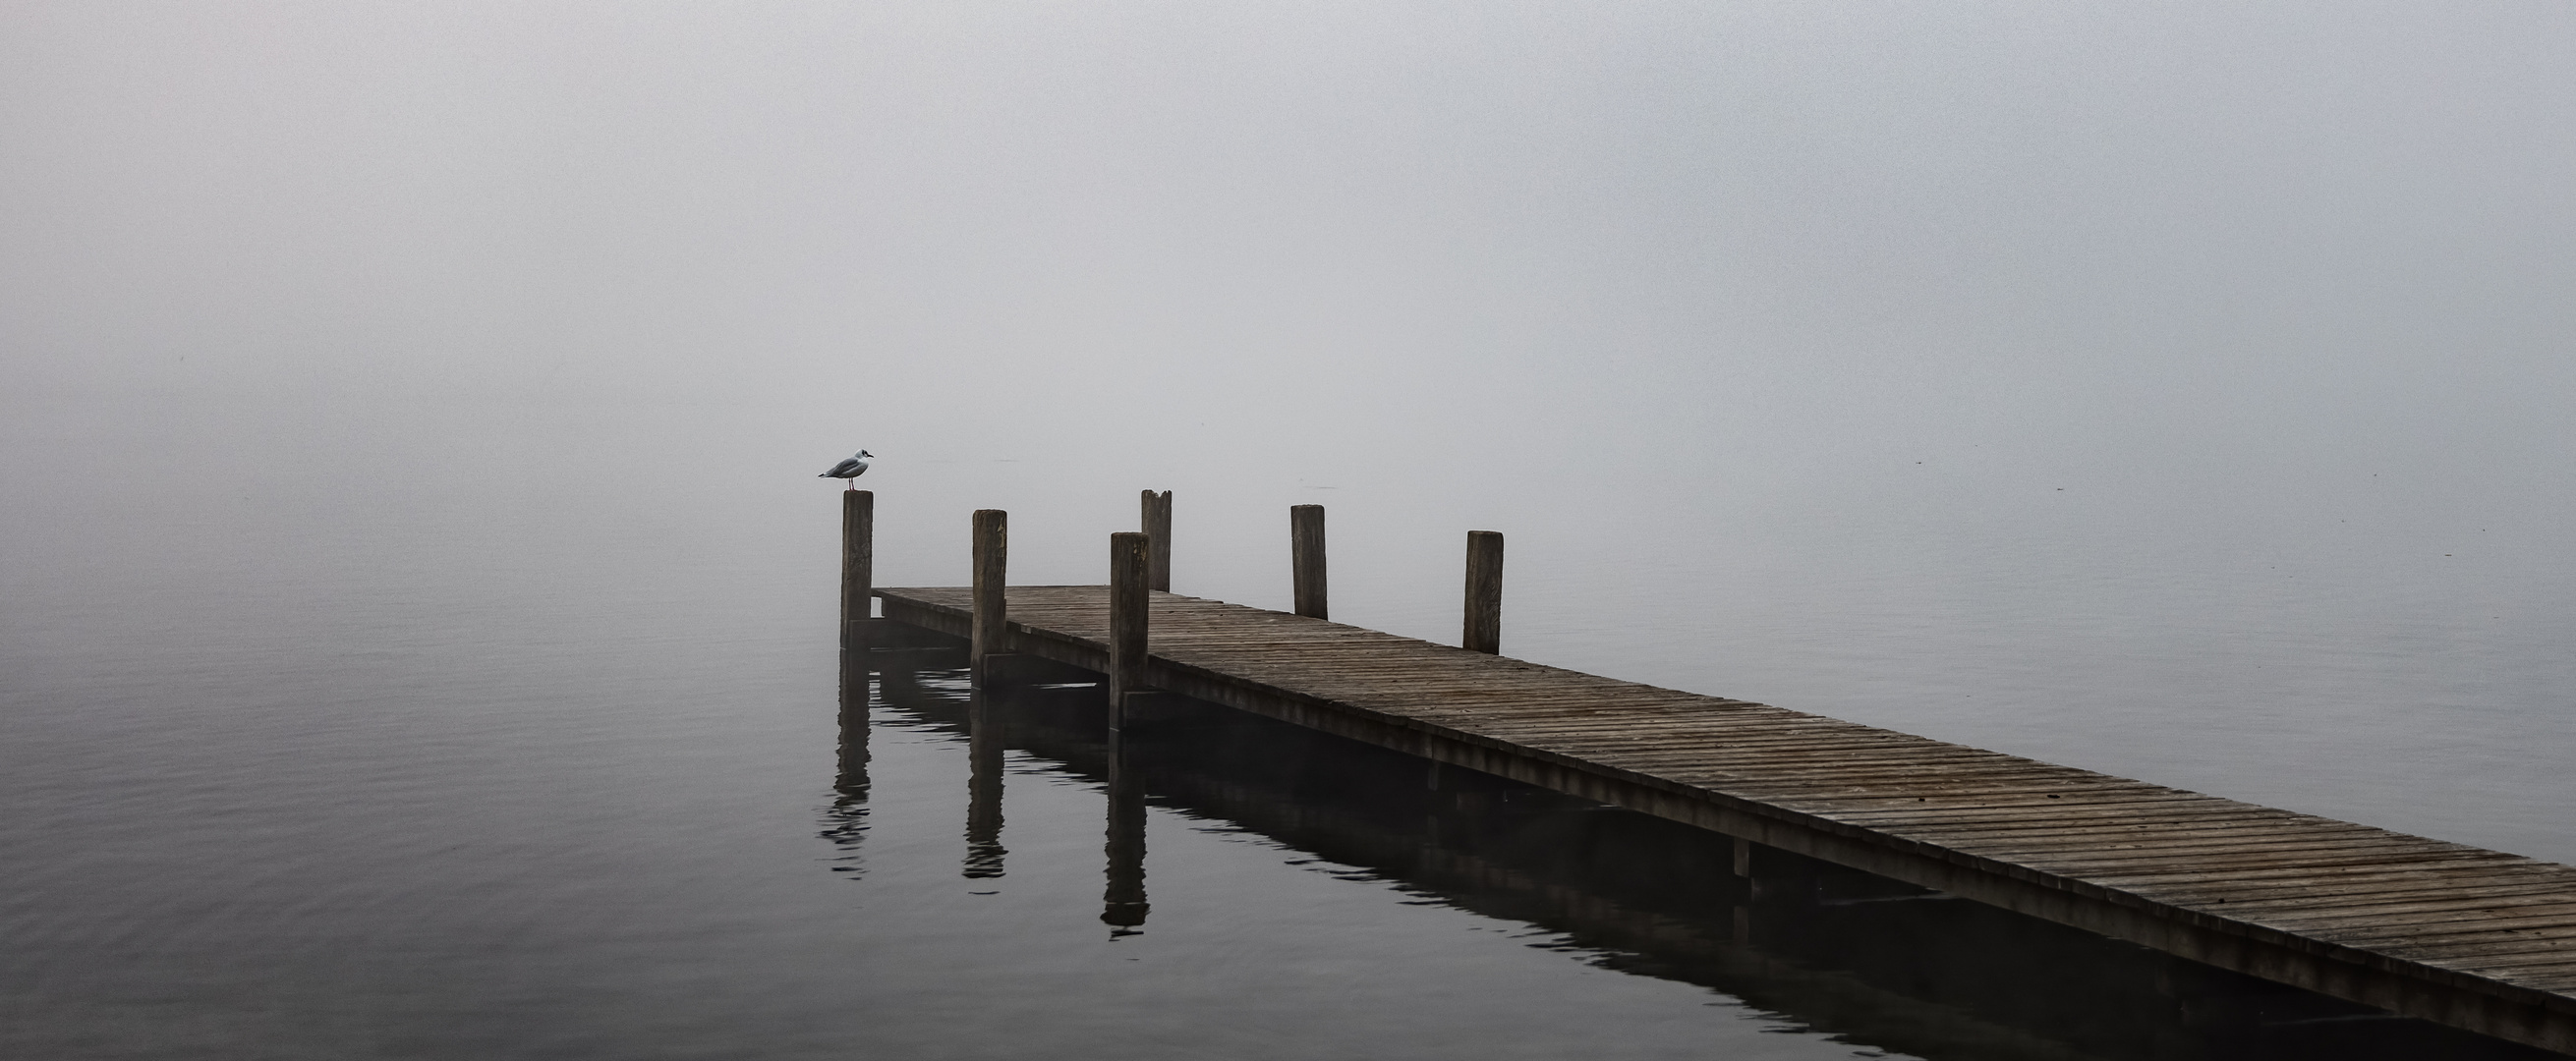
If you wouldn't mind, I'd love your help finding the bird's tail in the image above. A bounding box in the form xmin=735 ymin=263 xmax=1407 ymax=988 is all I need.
xmin=817 ymin=472 xmax=831 ymax=477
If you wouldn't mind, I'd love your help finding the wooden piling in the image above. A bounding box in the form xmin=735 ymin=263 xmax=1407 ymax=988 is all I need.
xmin=839 ymin=490 xmax=877 ymax=708
xmin=1140 ymin=490 xmax=1173 ymax=592
xmin=1109 ymin=531 xmax=1150 ymax=718
xmin=1290 ymin=504 xmax=1327 ymax=620
xmin=842 ymin=490 xmax=875 ymax=636
xmin=1462 ymin=530 xmax=1503 ymax=654
xmin=1106 ymin=529 xmax=1153 ymax=928
xmin=971 ymin=509 xmax=1007 ymax=674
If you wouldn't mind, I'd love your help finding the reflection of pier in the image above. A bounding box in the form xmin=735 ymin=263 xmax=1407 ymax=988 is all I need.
xmin=862 ymin=646 xmax=2549 ymax=1060
xmin=837 ymin=489 xmax=2576 ymax=1055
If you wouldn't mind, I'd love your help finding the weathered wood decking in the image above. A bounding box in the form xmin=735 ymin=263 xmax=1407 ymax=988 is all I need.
xmin=875 ymin=585 xmax=2576 ymax=1054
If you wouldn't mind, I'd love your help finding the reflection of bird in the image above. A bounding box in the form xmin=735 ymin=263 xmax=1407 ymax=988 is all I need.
xmin=819 ymin=450 xmax=875 ymax=488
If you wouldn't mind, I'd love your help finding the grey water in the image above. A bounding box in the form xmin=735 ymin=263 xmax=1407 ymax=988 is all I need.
xmin=6 ymin=392 xmax=2572 ymax=1060
xmin=9 ymin=3 xmax=2576 ymax=1057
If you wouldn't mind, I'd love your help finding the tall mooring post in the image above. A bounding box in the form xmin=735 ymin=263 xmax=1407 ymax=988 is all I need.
xmin=1108 ymin=531 xmax=1151 ymax=720
xmin=842 ymin=490 xmax=875 ymax=637
xmin=1290 ymin=504 xmax=1328 ymax=620
xmin=1140 ymin=490 xmax=1172 ymax=592
xmin=1462 ymin=530 xmax=1503 ymax=654
xmin=840 ymin=490 xmax=876 ymax=708
xmin=971 ymin=509 xmax=1008 ymax=679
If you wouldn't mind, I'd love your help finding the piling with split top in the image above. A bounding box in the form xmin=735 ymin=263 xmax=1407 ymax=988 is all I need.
xmin=1141 ymin=490 xmax=1172 ymax=592
xmin=1290 ymin=504 xmax=1328 ymax=620
xmin=842 ymin=491 xmax=875 ymax=638
xmin=1463 ymin=530 xmax=1503 ymax=654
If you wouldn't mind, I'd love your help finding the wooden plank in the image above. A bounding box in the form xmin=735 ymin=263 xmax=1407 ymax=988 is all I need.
xmin=2122 ymin=866 xmax=2576 ymax=910
xmin=2223 ymin=884 xmax=2576 ymax=921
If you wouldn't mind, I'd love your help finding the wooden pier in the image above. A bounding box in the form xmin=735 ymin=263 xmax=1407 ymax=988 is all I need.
xmin=869 ymin=584 xmax=2576 ymax=1054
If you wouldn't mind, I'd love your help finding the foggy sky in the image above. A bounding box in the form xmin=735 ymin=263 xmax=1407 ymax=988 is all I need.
xmin=8 ymin=2 xmax=2576 ymax=854
xmin=11 ymin=0 xmax=2576 ymax=651
xmin=8 ymin=1 xmax=2570 ymax=472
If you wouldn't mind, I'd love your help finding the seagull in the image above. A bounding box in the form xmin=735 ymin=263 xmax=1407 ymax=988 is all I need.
xmin=820 ymin=450 xmax=875 ymax=489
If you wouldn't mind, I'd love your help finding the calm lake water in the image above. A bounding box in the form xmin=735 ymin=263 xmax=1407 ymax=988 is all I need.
xmin=5 ymin=390 xmax=2573 ymax=1060
xmin=10 ymin=3 xmax=2576 ymax=1055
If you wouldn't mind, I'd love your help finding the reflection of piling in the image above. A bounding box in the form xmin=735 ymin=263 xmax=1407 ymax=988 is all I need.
xmin=1462 ymin=530 xmax=1503 ymax=654
xmin=964 ymin=685 xmax=1006 ymax=879
xmin=836 ymin=694 xmax=871 ymax=799
xmin=1103 ymin=727 xmax=1148 ymax=930
xmin=823 ymin=676 xmax=873 ymax=875
xmin=1290 ymin=504 xmax=1327 ymax=620
xmin=1731 ymin=836 xmax=1752 ymax=940
xmin=970 ymin=509 xmax=1007 ymax=682
xmin=838 ymin=648 xmax=869 ymax=717
xmin=838 ymin=645 xmax=869 ymax=718
xmin=1140 ymin=490 xmax=1172 ymax=592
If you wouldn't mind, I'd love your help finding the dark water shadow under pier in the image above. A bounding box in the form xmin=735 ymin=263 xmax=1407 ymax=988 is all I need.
xmin=845 ymin=637 xmax=2558 ymax=1061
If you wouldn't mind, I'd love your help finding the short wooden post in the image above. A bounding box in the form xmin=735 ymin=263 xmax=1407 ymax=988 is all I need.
xmin=971 ymin=509 xmax=1007 ymax=675
xmin=1108 ymin=531 xmax=1150 ymax=719
xmin=1140 ymin=490 xmax=1172 ymax=592
xmin=1462 ymin=530 xmax=1503 ymax=654
xmin=1289 ymin=504 xmax=1327 ymax=620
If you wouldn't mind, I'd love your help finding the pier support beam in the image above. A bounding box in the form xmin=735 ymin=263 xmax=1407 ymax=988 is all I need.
xmin=971 ymin=509 xmax=1007 ymax=680
xmin=1141 ymin=490 xmax=1172 ymax=592
xmin=1290 ymin=504 xmax=1327 ymax=620
xmin=1462 ymin=530 xmax=1503 ymax=654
